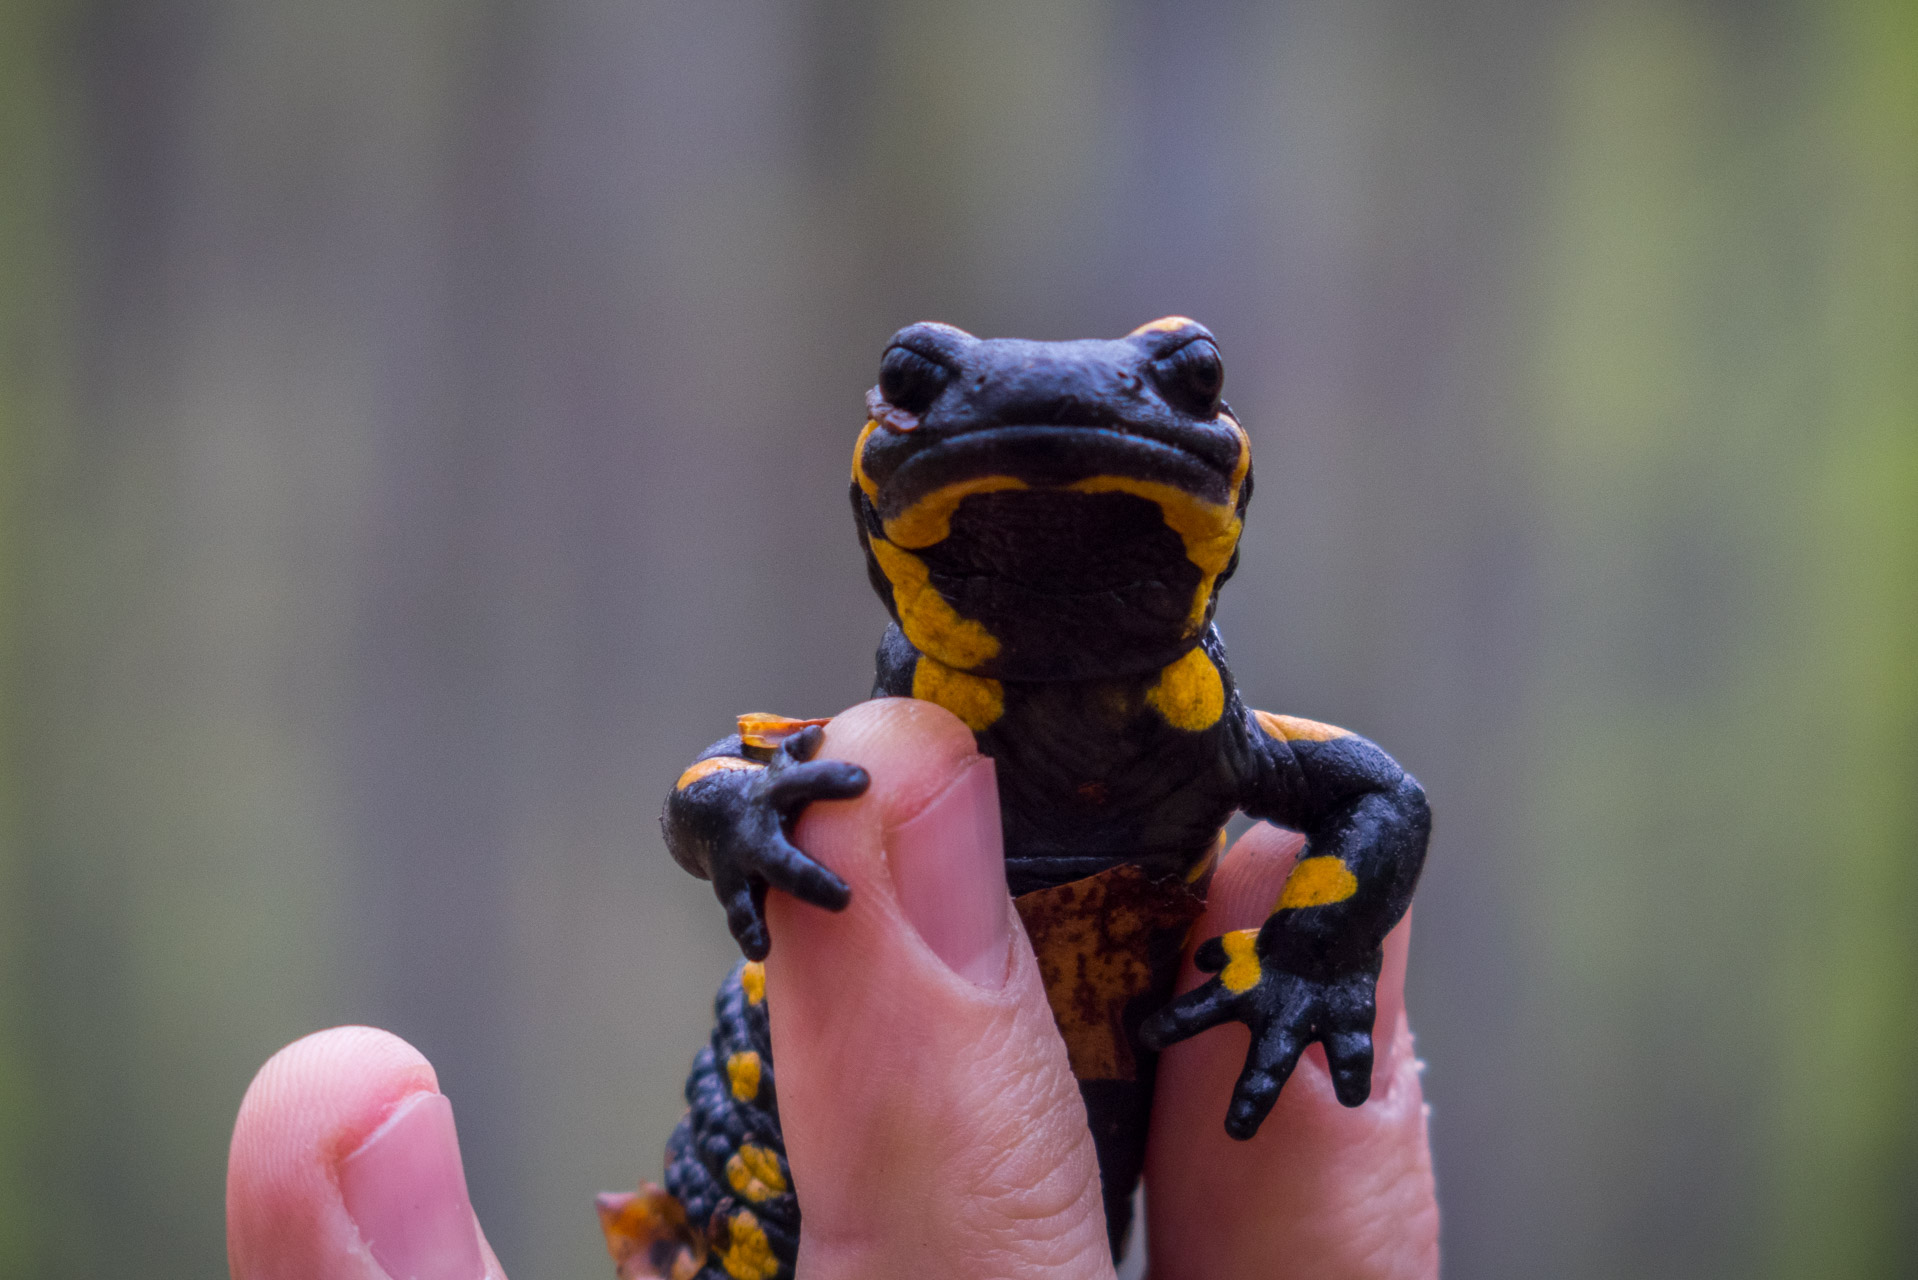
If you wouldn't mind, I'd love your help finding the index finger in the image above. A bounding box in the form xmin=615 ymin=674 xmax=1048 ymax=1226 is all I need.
xmin=1142 ymin=823 xmax=1437 ymax=1280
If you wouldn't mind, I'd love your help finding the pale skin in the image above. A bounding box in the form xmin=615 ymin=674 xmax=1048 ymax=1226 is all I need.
xmin=226 ymin=699 xmax=1438 ymax=1280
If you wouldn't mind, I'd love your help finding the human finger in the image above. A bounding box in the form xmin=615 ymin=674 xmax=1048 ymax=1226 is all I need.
xmin=763 ymin=697 xmax=1116 ymax=1280
xmin=1144 ymin=823 xmax=1436 ymax=1279
xmin=227 ymin=1025 xmax=509 ymax=1280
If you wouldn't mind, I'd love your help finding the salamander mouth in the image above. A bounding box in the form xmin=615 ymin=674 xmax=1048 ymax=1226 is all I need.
xmin=870 ymin=424 xmax=1237 ymax=532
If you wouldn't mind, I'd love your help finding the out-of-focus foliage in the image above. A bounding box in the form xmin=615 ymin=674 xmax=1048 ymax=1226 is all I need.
xmin=1 ymin=2 xmax=1913 ymax=1278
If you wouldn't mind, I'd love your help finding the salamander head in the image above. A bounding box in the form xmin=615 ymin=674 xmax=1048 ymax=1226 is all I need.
xmin=851 ymin=317 xmax=1253 ymax=683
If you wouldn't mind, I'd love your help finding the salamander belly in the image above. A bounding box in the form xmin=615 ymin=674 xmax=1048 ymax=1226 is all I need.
xmin=1013 ymin=859 xmax=1212 ymax=1254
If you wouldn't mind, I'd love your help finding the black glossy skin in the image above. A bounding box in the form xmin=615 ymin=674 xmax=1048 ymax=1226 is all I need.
xmin=658 ymin=319 xmax=1430 ymax=1263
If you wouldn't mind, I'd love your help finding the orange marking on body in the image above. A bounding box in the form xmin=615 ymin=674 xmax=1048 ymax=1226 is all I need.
xmin=725 ymin=1143 xmax=788 ymax=1201
xmin=716 ymin=1209 xmax=779 ymax=1280
xmin=738 ymin=961 xmax=766 ymax=1005
xmin=910 ymin=653 xmax=1004 ymax=729
xmin=675 ymin=756 xmax=762 ymax=790
xmin=736 ymin=713 xmax=830 ymax=751
xmin=726 ymin=1050 xmax=762 ymax=1102
xmin=1254 ymin=709 xmax=1351 ymax=743
xmin=1219 ymin=928 xmax=1261 ymax=992
xmin=1276 ymin=855 xmax=1359 ymax=909
xmin=1146 ymin=647 xmax=1225 ymax=730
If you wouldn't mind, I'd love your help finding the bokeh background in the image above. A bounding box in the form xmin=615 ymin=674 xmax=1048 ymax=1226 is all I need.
xmin=3 ymin=0 xmax=1915 ymax=1276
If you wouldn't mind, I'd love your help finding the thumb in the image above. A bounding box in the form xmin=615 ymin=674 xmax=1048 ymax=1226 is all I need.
xmin=227 ymin=1026 xmax=508 ymax=1280
xmin=763 ymin=697 xmax=1114 ymax=1280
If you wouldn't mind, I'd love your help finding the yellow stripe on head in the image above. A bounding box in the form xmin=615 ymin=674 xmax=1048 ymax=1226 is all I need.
xmin=1066 ymin=475 xmax=1243 ymax=632
xmin=882 ymin=475 xmax=1030 ymax=549
xmin=851 ymin=419 xmax=880 ymax=501
xmin=867 ymin=537 xmax=1000 ymax=669
xmin=1222 ymin=411 xmax=1251 ymax=492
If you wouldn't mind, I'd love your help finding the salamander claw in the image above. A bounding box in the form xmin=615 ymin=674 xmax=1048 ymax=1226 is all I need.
xmin=1142 ymin=937 xmax=1386 ymax=1138
xmin=700 ymin=728 xmax=870 ymax=957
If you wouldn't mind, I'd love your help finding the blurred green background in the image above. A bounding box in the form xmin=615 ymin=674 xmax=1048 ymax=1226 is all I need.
xmin=3 ymin=0 xmax=1915 ymax=1276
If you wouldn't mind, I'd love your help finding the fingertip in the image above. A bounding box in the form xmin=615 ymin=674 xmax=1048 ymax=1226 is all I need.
xmin=763 ymin=697 xmax=1110 ymax=1277
xmin=811 ymin=698 xmax=984 ymax=829
xmin=774 ymin=696 xmax=1006 ymax=979
xmin=228 ymin=1028 xmax=436 ymax=1279
xmin=231 ymin=1026 xmax=440 ymax=1193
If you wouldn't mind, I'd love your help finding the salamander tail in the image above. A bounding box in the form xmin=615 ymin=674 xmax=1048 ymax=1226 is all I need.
xmin=597 ymin=961 xmax=798 ymax=1280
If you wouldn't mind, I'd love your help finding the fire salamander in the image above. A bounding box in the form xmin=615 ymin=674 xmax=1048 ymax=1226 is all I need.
xmin=597 ymin=318 xmax=1430 ymax=1280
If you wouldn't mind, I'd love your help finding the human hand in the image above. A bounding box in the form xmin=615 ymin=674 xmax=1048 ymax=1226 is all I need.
xmin=226 ymin=699 xmax=1436 ymax=1280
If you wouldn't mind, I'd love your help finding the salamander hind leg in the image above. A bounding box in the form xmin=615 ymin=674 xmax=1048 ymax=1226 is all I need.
xmin=597 ymin=961 xmax=798 ymax=1280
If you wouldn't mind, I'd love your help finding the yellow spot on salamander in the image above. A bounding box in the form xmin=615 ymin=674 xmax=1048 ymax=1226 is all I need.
xmin=883 ymin=474 xmax=1031 ymax=549
xmin=717 ymin=1210 xmax=779 ymax=1280
xmin=675 ymin=756 xmax=763 ymax=790
xmin=1219 ymin=928 xmax=1261 ymax=992
xmin=1128 ymin=315 xmax=1199 ymax=335
xmin=1254 ymin=710 xmax=1351 ymax=743
xmin=868 ymin=537 xmax=1001 ymax=669
xmin=1067 ymin=475 xmax=1243 ymax=631
xmin=738 ymin=961 xmax=765 ymax=1005
xmin=1146 ymin=647 xmax=1224 ymax=731
xmin=851 ymin=418 xmax=880 ymax=501
xmin=1277 ymin=856 xmax=1359 ymax=909
xmin=911 ymin=654 xmax=1004 ymax=730
xmin=726 ymin=1051 xmax=762 ymax=1103
xmin=725 ymin=1143 xmax=788 ymax=1201
xmin=1222 ymin=411 xmax=1251 ymax=508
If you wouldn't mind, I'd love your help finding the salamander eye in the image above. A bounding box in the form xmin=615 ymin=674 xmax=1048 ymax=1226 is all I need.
xmin=878 ymin=345 xmax=950 ymax=414
xmin=1152 ymin=339 xmax=1224 ymax=417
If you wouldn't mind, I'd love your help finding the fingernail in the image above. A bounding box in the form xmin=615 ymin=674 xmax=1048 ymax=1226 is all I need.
xmin=339 ymin=1091 xmax=485 ymax=1280
xmin=889 ymin=757 xmax=1011 ymax=989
